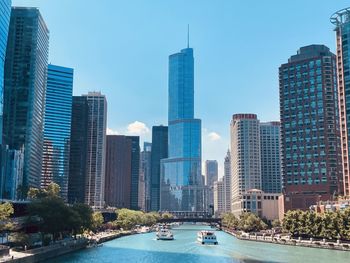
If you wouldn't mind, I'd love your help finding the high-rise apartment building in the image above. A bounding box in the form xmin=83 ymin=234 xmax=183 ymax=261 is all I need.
xmin=84 ymin=92 xmax=107 ymax=208
xmin=331 ymin=8 xmax=350 ymax=197
xmin=150 ymin=125 xmax=168 ymax=211
xmin=260 ymin=122 xmax=281 ymax=194
xmin=230 ymin=114 xmax=261 ymax=216
xmin=223 ymin=150 xmax=231 ymax=212
xmin=105 ymin=135 xmax=132 ymax=208
xmin=68 ymin=96 xmax=89 ymax=204
xmin=279 ymin=45 xmax=342 ymax=211
xmin=3 ymin=7 xmax=49 ymax=190
xmin=160 ymin=45 xmax=203 ymax=212
xmin=41 ymin=65 xmax=73 ymax=200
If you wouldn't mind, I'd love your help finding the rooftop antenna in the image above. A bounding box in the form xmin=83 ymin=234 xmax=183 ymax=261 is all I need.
xmin=187 ymin=24 xmax=190 ymax=48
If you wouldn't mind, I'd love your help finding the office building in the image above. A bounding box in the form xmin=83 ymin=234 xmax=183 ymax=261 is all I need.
xmin=223 ymin=150 xmax=231 ymax=212
xmin=150 ymin=125 xmax=168 ymax=211
xmin=260 ymin=122 xmax=282 ymax=193
xmin=331 ymin=8 xmax=350 ymax=197
xmin=105 ymin=135 xmax=132 ymax=208
xmin=160 ymin=44 xmax=203 ymax=212
xmin=230 ymin=114 xmax=261 ymax=217
xmin=205 ymin=160 xmax=218 ymax=186
xmin=279 ymin=45 xmax=342 ymax=211
xmin=3 ymin=7 xmax=49 ymax=190
xmin=41 ymin=65 xmax=73 ymax=200
xmin=68 ymin=96 xmax=89 ymax=204
xmin=84 ymin=92 xmax=107 ymax=208
xmin=213 ymin=179 xmax=225 ymax=216
xmin=139 ymin=142 xmax=151 ymax=211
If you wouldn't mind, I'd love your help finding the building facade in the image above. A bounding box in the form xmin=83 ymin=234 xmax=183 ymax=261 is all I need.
xmin=205 ymin=160 xmax=218 ymax=186
xmin=84 ymin=92 xmax=107 ymax=208
xmin=213 ymin=180 xmax=225 ymax=216
xmin=331 ymin=8 xmax=350 ymax=197
xmin=68 ymin=96 xmax=88 ymax=204
xmin=139 ymin=142 xmax=151 ymax=211
xmin=41 ymin=65 xmax=73 ymax=200
xmin=230 ymin=114 xmax=261 ymax=217
xmin=223 ymin=150 xmax=231 ymax=212
xmin=105 ymin=135 xmax=132 ymax=208
xmin=279 ymin=45 xmax=342 ymax=211
xmin=160 ymin=46 xmax=203 ymax=212
xmin=150 ymin=125 xmax=168 ymax=211
xmin=0 ymin=0 xmax=11 ymax=144
xmin=129 ymin=136 xmax=140 ymax=210
xmin=3 ymin=7 xmax=49 ymax=191
xmin=260 ymin=122 xmax=282 ymax=193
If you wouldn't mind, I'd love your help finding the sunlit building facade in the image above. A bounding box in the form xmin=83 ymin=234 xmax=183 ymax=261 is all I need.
xmin=3 ymin=7 xmax=49 ymax=190
xmin=160 ymin=47 xmax=203 ymax=212
xmin=279 ymin=45 xmax=342 ymax=211
xmin=331 ymin=8 xmax=350 ymax=197
xmin=41 ymin=65 xmax=73 ymax=200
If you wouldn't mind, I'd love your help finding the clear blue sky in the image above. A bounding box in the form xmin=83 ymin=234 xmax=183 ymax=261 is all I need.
xmin=12 ymin=0 xmax=350 ymax=176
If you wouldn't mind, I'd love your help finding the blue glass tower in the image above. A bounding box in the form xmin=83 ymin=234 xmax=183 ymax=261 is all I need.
xmin=41 ymin=64 xmax=73 ymax=200
xmin=0 ymin=0 xmax=11 ymax=143
xmin=160 ymin=46 xmax=203 ymax=212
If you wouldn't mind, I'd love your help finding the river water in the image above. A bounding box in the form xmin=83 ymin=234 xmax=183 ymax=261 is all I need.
xmin=52 ymin=224 xmax=349 ymax=263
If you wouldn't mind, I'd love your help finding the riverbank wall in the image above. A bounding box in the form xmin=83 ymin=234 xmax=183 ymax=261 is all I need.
xmin=92 ymin=231 xmax=133 ymax=244
xmin=223 ymin=229 xmax=350 ymax=252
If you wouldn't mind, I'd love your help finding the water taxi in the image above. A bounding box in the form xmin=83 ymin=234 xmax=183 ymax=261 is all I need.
xmin=156 ymin=228 xmax=174 ymax=240
xmin=197 ymin=231 xmax=218 ymax=245
xmin=139 ymin=226 xmax=151 ymax=234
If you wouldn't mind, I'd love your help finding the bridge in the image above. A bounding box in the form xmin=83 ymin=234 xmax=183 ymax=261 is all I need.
xmin=158 ymin=211 xmax=221 ymax=227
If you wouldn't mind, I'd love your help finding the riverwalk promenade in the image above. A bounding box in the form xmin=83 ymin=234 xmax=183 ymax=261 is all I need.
xmin=0 ymin=231 xmax=133 ymax=263
xmin=223 ymin=228 xmax=350 ymax=251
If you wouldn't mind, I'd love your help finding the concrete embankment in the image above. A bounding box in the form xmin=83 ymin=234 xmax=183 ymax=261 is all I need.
xmin=223 ymin=229 xmax=350 ymax=252
xmin=91 ymin=231 xmax=133 ymax=244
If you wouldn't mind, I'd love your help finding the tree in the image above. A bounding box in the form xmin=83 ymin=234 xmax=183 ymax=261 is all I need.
xmin=222 ymin=213 xmax=239 ymax=230
xmin=72 ymin=203 xmax=93 ymax=232
xmin=0 ymin=202 xmax=14 ymax=242
xmin=161 ymin=212 xmax=173 ymax=220
xmin=271 ymin=219 xmax=281 ymax=228
xmin=239 ymin=212 xmax=267 ymax=232
xmin=8 ymin=232 xmax=30 ymax=249
xmin=92 ymin=212 xmax=104 ymax=231
xmin=115 ymin=209 xmax=144 ymax=230
xmin=46 ymin=182 xmax=60 ymax=196
xmin=27 ymin=182 xmax=61 ymax=200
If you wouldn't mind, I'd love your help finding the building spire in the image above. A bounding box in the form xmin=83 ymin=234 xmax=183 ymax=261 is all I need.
xmin=187 ymin=24 xmax=190 ymax=48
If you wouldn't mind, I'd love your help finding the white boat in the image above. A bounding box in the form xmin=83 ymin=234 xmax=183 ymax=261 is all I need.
xmin=139 ymin=226 xmax=150 ymax=233
xmin=156 ymin=228 xmax=174 ymax=240
xmin=197 ymin=231 xmax=218 ymax=245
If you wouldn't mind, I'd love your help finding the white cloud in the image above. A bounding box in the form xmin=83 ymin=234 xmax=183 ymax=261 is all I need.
xmin=127 ymin=121 xmax=150 ymax=135
xmin=106 ymin=127 xmax=119 ymax=135
xmin=208 ymin=132 xmax=221 ymax=141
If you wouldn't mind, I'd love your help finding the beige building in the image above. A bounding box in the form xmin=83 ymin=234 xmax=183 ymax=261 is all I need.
xmin=213 ymin=180 xmax=225 ymax=216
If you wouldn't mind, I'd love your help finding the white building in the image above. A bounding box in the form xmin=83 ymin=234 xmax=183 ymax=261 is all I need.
xmin=223 ymin=150 xmax=231 ymax=212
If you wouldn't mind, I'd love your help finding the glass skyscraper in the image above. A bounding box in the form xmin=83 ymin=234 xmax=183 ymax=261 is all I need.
xmin=160 ymin=47 xmax=203 ymax=212
xmin=331 ymin=8 xmax=350 ymax=197
xmin=279 ymin=45 xmax=342 ymax=211
xmin=3 ymin=7 xmax=49 ymax=190
xmin=0 ymin=0 xmax=11 ymax=143
xmin=41 ymin=64 xmax=73 ymax=200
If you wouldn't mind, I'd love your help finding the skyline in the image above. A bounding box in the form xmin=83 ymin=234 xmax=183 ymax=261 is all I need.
xmin=11 ymin=0 xmax=350 ymax=176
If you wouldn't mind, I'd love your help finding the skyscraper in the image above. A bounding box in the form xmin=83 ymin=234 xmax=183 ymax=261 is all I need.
xmin=223 ymin=150 xmax=231 ymax=212
xmin=84 ymin=92 xmax=107 ymax=208
xmin=129 ymin=136 xmax=140 ymax=210
xmin=0 ymin=0 xmax=11 ymax=143
xmin=140 ymin=142 xmax=152 ymax=211
xmin=41 ymin=65 xmax=73 ymax=200
xmin=213 ymin=179 xmax=225 ymax=216
xmin=105 ymin=135 xmax=132 ymax=208
xmin=68 ymin=96 xmax=88 ymax=204
xmin=279 ymin=45 xmax=342 ymax=211
xmin=260 ymin=122 xmax=281 ymax=194
xmin=150 ymin=125 xmax=168 ymax=211
xmin=160 ymin=44 xmax=203 ymax=212
xmin=230 ymin=114 xmax=261 ymax=216
xmin=3 ymin=7 xmax=49 ymax=190
xmin=331 ymin=8 xmax=350 ymax=197
xmin=205 ymin=160 xmax=218 ymax=186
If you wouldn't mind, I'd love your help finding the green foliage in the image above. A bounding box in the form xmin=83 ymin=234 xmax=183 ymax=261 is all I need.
xmin=114 ymin=209 xmax=161 ymax=230
xmin=8 ymin=232 xmax=30 ymax=248
xmin=222 ymin=212 xmax=239 ymax=229
xmin=161 ymin=212 xmax=173 ymax=220
xmin=72 ymin=203 xmax=93 ymax=232
xmin=27 ymin=182 xmax=61 ymax=200
xmin=282 ymin=208 xmax=350 ymax=240
xmin=0 ymin=202 xmax=14 ymax=233
xmin=92 ymin=212 xmax=104 ymax=231
xmin=271 ymin=219 xmax=281 ymax=228
xmin=239 ymin=213 xmax=267 ymax=232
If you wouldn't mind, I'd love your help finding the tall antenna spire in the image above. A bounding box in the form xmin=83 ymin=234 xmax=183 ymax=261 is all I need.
xmin=187 ymin=24 xmax=190 ymax=48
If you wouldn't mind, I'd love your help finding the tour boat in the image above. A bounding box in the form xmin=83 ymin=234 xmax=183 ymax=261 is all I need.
xmin=139 ymin=226 xmax=151 ymax=233
xmin=156 ymin=228 xmax=174 ymax=240
xmin=197 ymin=231 xmax=218 ymax=245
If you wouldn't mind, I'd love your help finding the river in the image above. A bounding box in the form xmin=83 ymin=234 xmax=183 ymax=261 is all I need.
xmin=52 ymin=224 xmax=349 ymax=263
